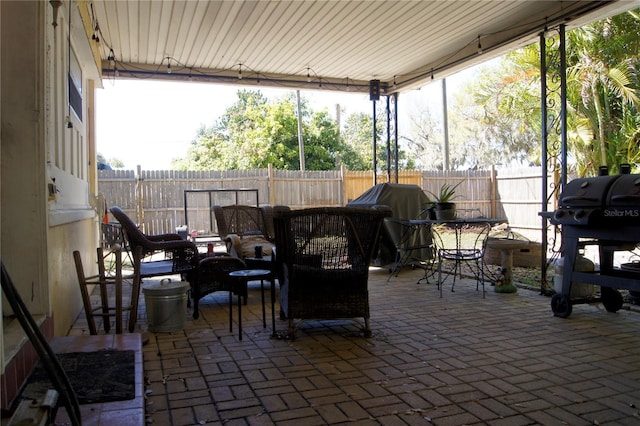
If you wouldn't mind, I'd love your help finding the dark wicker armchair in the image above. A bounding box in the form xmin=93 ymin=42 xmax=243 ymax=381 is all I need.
xmin=110 ymin=206 xmax=199 ymax=276
xmin=110 ymin=206 xmax=200 ymax=320
xmin=194 ymin=254 xmax=247 ymax=319
xmin=273 ymin=205 xmax=392 ymax=339
xmin=213 ymin=205 xmax=275 ymax=258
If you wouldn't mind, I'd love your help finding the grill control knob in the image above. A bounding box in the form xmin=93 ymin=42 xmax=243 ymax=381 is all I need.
xmin=574 ymin=209 xmax=585 ymax=219
xmin=554 ymin=210 xmax=566 ymax=222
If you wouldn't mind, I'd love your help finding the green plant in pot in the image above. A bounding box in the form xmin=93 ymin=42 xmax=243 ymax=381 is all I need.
xmin=426 ymin=181 xmax=463 ymax=221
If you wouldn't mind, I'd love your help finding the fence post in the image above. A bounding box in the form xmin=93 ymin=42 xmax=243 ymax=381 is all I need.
xmin=490 ymin=165 xmax=497 ymax=218
xmin=340 ymin=164 xmax=346 ymax=205
xmin=136 ymin=165 xmax=144 ymax=231
xmin=268 ymin=164 xmax=275 ymax=206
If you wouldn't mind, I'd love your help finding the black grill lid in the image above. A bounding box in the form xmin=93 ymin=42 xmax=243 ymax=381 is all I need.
xmin=559 ymin=175 xmax=621 ymax=209
xmin=607 ymin=174 xmax=640 ymax=207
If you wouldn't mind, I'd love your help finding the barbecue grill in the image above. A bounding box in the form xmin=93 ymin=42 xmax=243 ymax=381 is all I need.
xmin=542 ymin=165 xmax=640 ymax=317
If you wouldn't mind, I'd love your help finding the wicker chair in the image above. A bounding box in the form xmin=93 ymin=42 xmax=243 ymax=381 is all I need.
xmin=110 ymin=206 xmax=199 ymax=276
xmin=272 ymin=205 xmax=392 ymax=340
xmin=194 ymin=254 xmax=247 ymax=319
xmin=109 ymin=206 xmax=200 ymax=320
xmin=212 ymin=205 xmax=275 ymax=258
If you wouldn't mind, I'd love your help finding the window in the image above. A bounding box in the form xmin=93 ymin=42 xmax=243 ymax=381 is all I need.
xmin=68 ymin=48 xmax=82 ymax=122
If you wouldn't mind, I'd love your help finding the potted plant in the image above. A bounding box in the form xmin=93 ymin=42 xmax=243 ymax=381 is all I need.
xmin=426 ymin=181 xmax=463 ymax=221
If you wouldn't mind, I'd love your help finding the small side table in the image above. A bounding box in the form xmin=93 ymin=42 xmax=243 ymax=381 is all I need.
xmin=485 ymin=238 xmax=529 ymax=293
xmin=228 ymin=269 xmax=271 ymax=340
xmin=244 ymin=256 xmax=277 ymax=336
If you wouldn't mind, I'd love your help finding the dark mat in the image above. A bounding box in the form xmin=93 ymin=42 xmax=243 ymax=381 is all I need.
xmin=21 ymin=350 xmax=135 ymax=404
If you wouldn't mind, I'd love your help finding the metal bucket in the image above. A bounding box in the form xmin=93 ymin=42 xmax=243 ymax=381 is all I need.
xmin=142 ymin=279 xmax=190 ymax=332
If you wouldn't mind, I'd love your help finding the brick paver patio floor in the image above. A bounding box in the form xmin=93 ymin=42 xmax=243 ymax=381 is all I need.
xmin=68 ymin=265 xmax=640 ymax=425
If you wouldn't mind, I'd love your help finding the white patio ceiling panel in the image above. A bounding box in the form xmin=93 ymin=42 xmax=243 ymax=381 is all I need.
xmin=92 ymin=0 xmax=639 ymax=93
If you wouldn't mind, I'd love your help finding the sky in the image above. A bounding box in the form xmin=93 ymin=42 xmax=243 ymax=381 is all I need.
xmin=95 ymin=65 xmax=488 ymax=170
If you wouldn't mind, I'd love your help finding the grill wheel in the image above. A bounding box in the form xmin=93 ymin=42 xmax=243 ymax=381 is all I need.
xmin=551 ymin=294 xmax=572 ymax=318
xmin=552 ymin=287 xmax=624 ymax=317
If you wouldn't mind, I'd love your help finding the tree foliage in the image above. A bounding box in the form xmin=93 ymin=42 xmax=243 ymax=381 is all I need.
xmin=97 ymin=152 xmax=124 ymax=169
xmin=401 ymin=103 xmax=443 ymax=169
xmin=404 ymin=8 xmax=640 ymax=174
xmin=340 ymin=112 xmax=373 ymax=171
xmin=564 ymin=11 xmax=640 ymax=175
xmin=174 ymin=90 xmax=380 ymax=171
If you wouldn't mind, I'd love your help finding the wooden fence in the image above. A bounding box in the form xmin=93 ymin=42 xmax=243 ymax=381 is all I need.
xmin=99 ymin=165 xmax=555 ymax=241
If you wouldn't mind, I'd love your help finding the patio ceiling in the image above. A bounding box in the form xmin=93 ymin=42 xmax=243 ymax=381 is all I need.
xmin=91 ymin=1 xmax=638 ymax=94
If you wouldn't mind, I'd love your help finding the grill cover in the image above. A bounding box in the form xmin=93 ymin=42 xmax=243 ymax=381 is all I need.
xmin=348 ymin=183 xmax=430 ymax=266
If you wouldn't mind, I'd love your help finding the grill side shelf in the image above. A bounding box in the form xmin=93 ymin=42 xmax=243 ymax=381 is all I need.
xmin=571 ymin=270 xmax=640 ymax=292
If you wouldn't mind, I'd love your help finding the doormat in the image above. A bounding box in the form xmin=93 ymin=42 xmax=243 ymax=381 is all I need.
xmin=21 ymin=350 xmax=135 ymax=405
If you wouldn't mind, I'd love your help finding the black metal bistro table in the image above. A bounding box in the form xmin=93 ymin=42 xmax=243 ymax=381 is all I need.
xmin=384 ymin=218 xmax=434 ymax=283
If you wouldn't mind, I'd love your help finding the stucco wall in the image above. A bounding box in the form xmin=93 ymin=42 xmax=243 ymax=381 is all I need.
xmin=48 ymin=215 xmax=99 ymax=336
xmin=1 ymin=0 xmax=49 ymax=316
xmin=2 ymin=0 xmax=101 ymax=374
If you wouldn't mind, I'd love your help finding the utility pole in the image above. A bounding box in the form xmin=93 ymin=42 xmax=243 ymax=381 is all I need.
xmin=442 ymin=79 xmax=450 ymax=171
xmin=296 ymin=90 xmax=305 ymax=171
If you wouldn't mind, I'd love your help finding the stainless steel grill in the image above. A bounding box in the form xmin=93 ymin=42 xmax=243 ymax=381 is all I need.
xmin=543 ymin=165 xmax=640 ymax=317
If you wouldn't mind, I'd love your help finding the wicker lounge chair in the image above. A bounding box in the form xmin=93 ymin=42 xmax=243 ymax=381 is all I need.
xmin=212 ymin=205 xmax=275 ymax=259
xmin=110 ymin=206 xmax=199 ymax=277
xmin=272 ymin=205 xmax=392 ymax=340
xmin=110 ymin=206 xmax=200 ymax=320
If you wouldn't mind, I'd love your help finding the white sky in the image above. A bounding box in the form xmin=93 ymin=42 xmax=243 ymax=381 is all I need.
xmin=95 ymin=65 xmax=486 ymax=170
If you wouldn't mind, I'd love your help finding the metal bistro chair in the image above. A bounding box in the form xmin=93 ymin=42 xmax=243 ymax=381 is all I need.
xmin=432 ymin=220 xmax=492 ymax=298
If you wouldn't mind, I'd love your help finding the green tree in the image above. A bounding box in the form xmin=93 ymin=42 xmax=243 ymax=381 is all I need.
xmin=565 ymin=11 xmax=640 ymax=175
xmin=340 ymin=109 xmax=413 ymax=172
xmin=340 ymin=113 xmax=374 ymax=170
xmin=403 ymin=58 xmax=543 ymax=170
xmin=97 ymin=153 xmax=124 ymax=169
xmin=174 ymin=90 xmax=367 ymax=171
xmin=401 ymin=104 xmax=443 ymax=169
xmin=108 ymin=158 xmax=125 ymax=168
xmin=461 ymin=52 xmax=543 ymax=168
xmin=431 ymin=9 xmax=640 ymax=174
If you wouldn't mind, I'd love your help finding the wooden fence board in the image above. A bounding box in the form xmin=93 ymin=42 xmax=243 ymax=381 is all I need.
xmin=99 ymin=166 xmax=552 ymax=241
